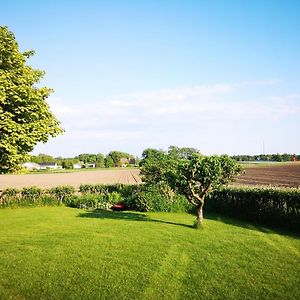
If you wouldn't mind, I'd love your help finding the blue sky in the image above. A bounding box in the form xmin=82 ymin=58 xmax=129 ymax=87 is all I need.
xmin=1 ymin=0 xmax=300 ymax=157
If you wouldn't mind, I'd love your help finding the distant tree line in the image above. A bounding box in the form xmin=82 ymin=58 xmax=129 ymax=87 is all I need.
xmin=29 ymin=151 xmax=299 ymax=170
xmin=30 ymin=151 xmax=138 ymax=169
xmin=231 ymin=153 xmax=299 ymax=162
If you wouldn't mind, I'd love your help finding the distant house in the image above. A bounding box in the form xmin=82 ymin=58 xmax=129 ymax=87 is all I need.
xmin=120 ymin=157 xmax=135 ymax=167
xmin=129 ymin=158 xmax=136 ymax=165
xmin=291 ymin=155 xmax=298 ymax=162
xmin=120 ymin=157 xmax=129 ymax=166
xmin=85 ymin=163 xmax=96 ymax=168
xmin=39 ymin=162 xmax=62 ymax=170
xmin=73 ymin=163 xmax=83 ymax=169
xmin=22 ymin=162 xmax=41 ymax=171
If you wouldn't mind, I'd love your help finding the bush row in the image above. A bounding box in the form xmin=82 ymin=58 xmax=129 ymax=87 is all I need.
xmin=1 ymin=184 xmax=299 ymax=231
xmin=0 ymin=184 xmax=191 ymax=213
xmin=0 ymin=186 xmax=76 ymax=208
xmin=206 ymin=186 xmax=300 ymax=231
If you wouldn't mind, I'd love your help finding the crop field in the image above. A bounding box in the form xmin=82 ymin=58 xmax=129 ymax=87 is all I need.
xmin=0 ymin=169 xmax=142 ymax=190
xmin=236 ymin=163 xmax=300 ymax=187
xmin=1 ymin=163 xmax=299 ymax=190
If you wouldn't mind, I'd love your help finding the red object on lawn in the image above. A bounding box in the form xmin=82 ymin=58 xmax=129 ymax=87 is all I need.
xmin=111 ymin=203 xmax=127 ymax=211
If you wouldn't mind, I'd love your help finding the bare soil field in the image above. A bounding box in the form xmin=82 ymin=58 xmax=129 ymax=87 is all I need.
xmin=0 ymin=169 xmax=142 ymax=190
xmin=235 ymin=163 xmax=300 ymax=188
xmin=1 ymin=163 xmax=299 ymax=190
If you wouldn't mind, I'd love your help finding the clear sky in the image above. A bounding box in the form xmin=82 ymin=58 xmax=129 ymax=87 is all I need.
xmin=1 ymin=0 xmax=300 ymax=157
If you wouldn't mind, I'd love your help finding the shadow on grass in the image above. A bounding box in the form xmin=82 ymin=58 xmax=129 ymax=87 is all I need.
xmin=205 ymin=212 xmax=300 ymax=238
xmin=77 ymin=210 xmax=193 ymax=229
xmin=77 ymin=210 xmax=299 ymax=237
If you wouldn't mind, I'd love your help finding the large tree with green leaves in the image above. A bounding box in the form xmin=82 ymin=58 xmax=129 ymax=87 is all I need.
xmin=107 ymin=151 xmax=133 ymax=166
xmin=140 ymin=146 xmax=200 ymax=186
xmin=140 ymin=147 xmax=200 ymax=200
xmin=0 ymin=26 xmax=63 ymax=173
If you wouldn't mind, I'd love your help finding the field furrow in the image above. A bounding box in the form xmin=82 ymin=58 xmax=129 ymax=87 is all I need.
xmin=0 ymin=164 xmax=299 ymax=190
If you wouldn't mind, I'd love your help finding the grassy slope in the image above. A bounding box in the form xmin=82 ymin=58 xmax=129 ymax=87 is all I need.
xmin=0 ymin=207 xmax=299 ymax=300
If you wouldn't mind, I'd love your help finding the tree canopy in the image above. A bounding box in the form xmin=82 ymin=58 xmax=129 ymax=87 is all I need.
xmin=175 ymin=154 xmax=242 ymax=227
xmin=107 ymin=151 xmax=134 ymax=166
xmin=140 ymin=147 xmax=242 ymax=228
xmin=0 ymin=26 xmax=63 ymax=173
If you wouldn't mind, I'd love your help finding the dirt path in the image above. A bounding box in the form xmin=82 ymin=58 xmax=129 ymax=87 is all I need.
xmin=0 ymin=169 xmax=142 ymax=190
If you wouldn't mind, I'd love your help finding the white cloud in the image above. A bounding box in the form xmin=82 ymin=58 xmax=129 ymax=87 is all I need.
xmin=287 ymin=93 xmax=300 ymax=100
xmin=48 ymin=81 xmax=300 ymax=131
xmin=42 ymin=80 xmax=300 ymax=156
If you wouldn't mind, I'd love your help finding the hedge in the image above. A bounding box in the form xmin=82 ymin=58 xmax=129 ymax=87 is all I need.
xmin=0 ymin=187 xmax=61 ymax=208
xmin=1 ymin=184 xmax=299 ymax=231
xmin=0 ymin=184 xmax=190 ymax=213
xmin=206 ymin=186 xmax=300 ymax=231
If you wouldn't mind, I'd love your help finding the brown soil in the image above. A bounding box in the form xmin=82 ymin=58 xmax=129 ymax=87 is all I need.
xmin=0 ymin=169 xmax=142 ymax=190
xmin=235 ymin=163 xmax=300 ymax=188
xmin=1 ymin=163 xmax=299 ymax=191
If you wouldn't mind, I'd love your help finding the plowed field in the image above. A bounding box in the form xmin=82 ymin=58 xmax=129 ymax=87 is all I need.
xmin=235 ymin=163 xmax=300 ymax=187
xmin=0 ymin=169 xmax=142 ymax=190
xmin=1 ymin=163 xmax=299 ymax=190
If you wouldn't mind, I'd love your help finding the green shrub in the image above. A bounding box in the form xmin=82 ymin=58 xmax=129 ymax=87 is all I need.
xmin=79 ymin=184 xmax=126 ymax=195
xmin=79 ymin=184 xmax=106 ymax=194
xmin=67 ymin=192 xmax=122 ymax=210
xmin=0 ymin=187 xmax=60 ymax=208
xmin=104 ymin=184 xmax=122 ymax=194
xmin=106 ymin=191 xmax=122 ymax=205
xmin=119 ymin=185 xmax=140 ymax=198
xmin=128 ymin=185 xmax=192 ymax=213
xmin=65 ymin=195 xmax=80 ymax=208
xmin=0 ymin=188 xmax=20 ymax=207
xmin=2 ymin=188 xmax=19 ymax=197
xmin=206 ymin=186 xmax=300 ymax=231
xmin=21 ymin=187 xmax=43 ymax=206
xmin=21 ymin=186 xmax=42 ymax=199
xmin=78 ymin=184 xmax=92 ymax=194
xmin=67 ymin=194 xmax=101 ymax=209
xmin=130 ymin=192 xmax=152 ymax=212
xmin=49 ymin=186 xmax=76 ymax=204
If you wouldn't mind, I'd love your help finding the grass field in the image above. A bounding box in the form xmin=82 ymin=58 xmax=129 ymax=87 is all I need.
xmin=0 ymin=207 xmax=299 ymax=299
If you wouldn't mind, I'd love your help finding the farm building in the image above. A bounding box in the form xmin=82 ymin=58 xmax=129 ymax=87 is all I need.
xmin=22 ymin=162 xmax=41 ymax=171
xmin=39 ymin=162 xmax=62 ymax=170
xmin=85 ymin=163 xmax=96 ymax=168
xmin=119 ymin=157 xmax=136 ymax=167
xmin=73 ymin=163 xmax=83 ymax=169
xmin=120 ymin=158 xmax=129 ymax=167
xmin=129 ymin=158 xmax=136 ymax=165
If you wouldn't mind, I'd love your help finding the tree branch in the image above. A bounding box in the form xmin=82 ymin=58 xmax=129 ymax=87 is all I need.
xmin=186 ymin=194 xmax=198 ymax=207
xmin=188 ymin=181 xmax=204 ymax=205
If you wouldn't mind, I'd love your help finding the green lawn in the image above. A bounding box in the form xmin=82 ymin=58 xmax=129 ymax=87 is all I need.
xmin=0 ymin=207 xmax=299 ymax=299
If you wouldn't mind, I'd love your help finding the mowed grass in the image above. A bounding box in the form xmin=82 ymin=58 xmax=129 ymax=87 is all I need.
xmin=0 ymin=207 xmax=299 ymax=300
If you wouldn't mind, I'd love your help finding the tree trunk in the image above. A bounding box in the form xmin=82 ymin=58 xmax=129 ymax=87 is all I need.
xmin=197 ymin=204 xmax=204 ymax=226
